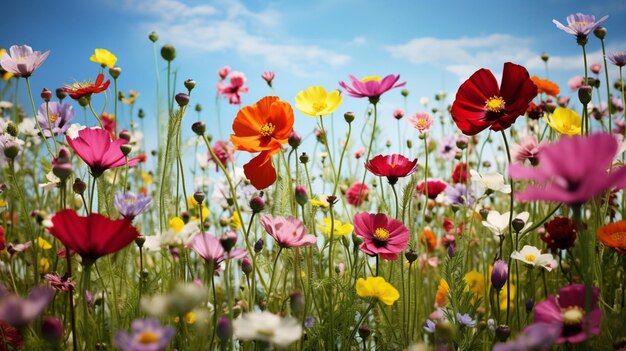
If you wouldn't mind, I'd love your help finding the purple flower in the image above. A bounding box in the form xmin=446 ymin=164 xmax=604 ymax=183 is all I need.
xmin=445 ymin=184 xmax=474 ymax=207
xmin=509 ymin=133 xmax=626 ymax=206
xmin=114 ymin=191 xmax=152 ymax=219
xmin=0 ymin=284 xmax=54 ymax=327
xmin=456 ymin=313 xmax=476 ymax=328
xmin=423 ymin=319 xmax=436 ymax=333
xmin=493 ymin=322 xmax=561 ymax=351
xmin=438 ymin=136 xmax=460 ymax=160
xmin=187 ymin=233 xmax=247 ymax=271
xmin=37 ymin=102 xmax=74 ymax=137
xmin=552 ymin=13 xmax=608 ymax=42
xmin=608 ymin=52 xmax=626 ymax=67
xmin=534 ymin=284 xmax=601 ymax=344
xmin=114 ymin=318 xmax=175 ymax=351
xmin=0 ymin=45 xmax=50 ymax=78
xmin=339 ymin=74 xmax=406 ymax=103
xmin=491 ymin=259 xmax=508 ymax=291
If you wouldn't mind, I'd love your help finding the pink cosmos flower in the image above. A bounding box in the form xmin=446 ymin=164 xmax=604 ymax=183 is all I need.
xmin=217 ymin=71 xmax=249 ymax=105
xmin=534 ymin=284 xmax=601 ymax=344
xmin=407 ymin=112 xmax=434 ymax=134
xmin=261 ymin=71 xmax=275 ymax=87
xmin=339 ymin=74 xmax=406 ymax=103
xmin=0 ymin=45 xmax=49 ymax=78
xmin=509 ymin=133 xmax=626 ymax=206
xmin=553 ymin=13 xmax=608 ymax=42
xmin=590 ymin=63 xmax=602 ymax=74
xmin=354 ymin=148 xmax=365 ymax=159
xmin=511 ymin=135 xmax=544 ymax=165
xmin=67 ymin=128 xmax=140 ymax=177
xmin=392 ymin=109 xmax=404 ymax=120
xmin=353 ymin=212 xmax=409 ymax=260
xmin=207 ymin=140 xmax=234 ymax=171
xmin=187 ymin=233 xmax=246 ymax=271
xmin=218 ymin=66 xmax=230 ymax=80
xmin=346 ymin=182 xmax=368 ymax=206
xmin=365 ymin=154 xmax=418 ymax=185
xmin=260 ymin=215 xmax=316 ymax=248
xmin=568 ymin=76 xmax=584 ymax=92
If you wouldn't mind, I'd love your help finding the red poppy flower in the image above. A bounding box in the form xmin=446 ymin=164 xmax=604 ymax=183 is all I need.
xmin=365 ymin=154 xmax=418 ymax=185
xmin=47 ymin=209 xmax=139 ymax=264
xmin=450 ymin=62 xmax=537 ymax=135
xmin=452 ymin=163 xmax=469 ymax=184
xmin=417 ymin=179 xmax=448 ymax=199
xmin=63 ymin=73 xmax=110 ymax=100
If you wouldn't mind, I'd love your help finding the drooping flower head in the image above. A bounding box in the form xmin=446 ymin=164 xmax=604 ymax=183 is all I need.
xmin=0 ymin=45 xmax=49 ymax=78
xmin=355 ymin=276 xmax=400 ymax=305
xmin=48 ymin=209 xmax=139 ymax=264
xmin=339 ymin=74 xmax=406 ymax=103
xmin=353 ymin=212 xmax=409 ymax=260
xmin=260 ymin=215 xmax=315 ymax=248
xmin=217 ymin=71 xmax=249 ymax=105
xmin=544 ymin=107 xmax=581 ymax=135
xmin=552 ymin=13 xmax=608 ymax=44
xmin=114 ymin=318 xmax=175 ymax=351
xmin=37 ymin=102 xmax=74 ymax=137
xmin=416 ymin=179 xmax=448 ymax=199
xmin=608 ymin=52 xmax=626 ymax=67
xmin=187 ymin=233 xmax=247 ymax=270
xmin=534 ymin=284 xmax=602 ymax=344
xmin=230 ymin=96 xmax=294 ymax=189
xmin=295 ymin=86 xmax=342 ymax=117
xmin=450 ymin=62 xmax=538 ymax=135
xmin=63 ymin=74 xmax=110 ymax=100
xmin=509 ymin=133 xmax=626 ymax=206
xmin=67 ymin=127 xmax=140 ymax=177
xmin=89 ymin=48 xmax=117 ymax=68
xmin=597 ymin=221 xmax=626 ymax=254
xmin=365 ymin=154 xmax=418 ymax=185
xmin=114 ymin=191 xmax=151 ymax=219
xmin=407 ymin=112 xmax=433 ymax=134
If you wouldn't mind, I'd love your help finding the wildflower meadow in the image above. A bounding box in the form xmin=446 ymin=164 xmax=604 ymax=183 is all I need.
xmin=2 ymin=4 xmax=626 ymax=351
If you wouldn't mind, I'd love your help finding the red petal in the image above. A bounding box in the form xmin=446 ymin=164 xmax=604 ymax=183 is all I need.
xmin=244 ymin=151 xmax=277 ymax=190
xmin=451 ymin=68 xmax=500 ymax=135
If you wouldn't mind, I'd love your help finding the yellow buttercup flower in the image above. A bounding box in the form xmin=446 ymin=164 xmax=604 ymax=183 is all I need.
xmin=464 ymin=271 xmax=485 ymax=298
xmin=498 ymin=284 xmax=516 ymax=310
xmin=229 ymin=212 xmax=242 ymax=231
xmin=295 ymin=86 xmax=342 ymax=117
xmin=356 ymin=276 xmax=400 ymax=305
xmin=90 ymin=48 xmax=117 ymax=68
xmin=39 ymin=258 xmax=50 ymax=273
xmin=310 ymin=196 xmax=330 ymax=208
xmin=141 ymin=171 xmax=153 ymax=184
xmin=37 ymin=237 xmax=52 ymax=250
xmin=544 ymin=107 xmax=581 ymax=135
xmin=122 ymin=90 xmax=140 ymax=105
xmin=169 ymin=217 xmax=185 ymax=233
xmin=317 ymin=218 xmax=354 ymax=237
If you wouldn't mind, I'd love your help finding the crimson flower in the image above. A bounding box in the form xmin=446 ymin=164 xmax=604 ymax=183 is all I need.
xmin=47 ymin=209 xmax=139 ymax=264
xmin=417 ymin=179 xmax=448 ymax=199
xmin=450 ymin=62 xmax=537 ymax=135
xmin=63 ymin=73 xmax=110 ymax=100
xmin=452 ymin=162 xmax=469 ymax=183
xmin=542 ymin=217 xmax=577 ymax=252
xmin=365 ymin=154 xmax=418 ymax=185
xmin=67 ymin=128 xmax=140 ymax=177
xmin=353 ymin=212 xmax=409 ymax=260
xmin=346 ymin=182 xmax=368 ymax=207
xmin=339 ymin=74 xmax=406 ymax=103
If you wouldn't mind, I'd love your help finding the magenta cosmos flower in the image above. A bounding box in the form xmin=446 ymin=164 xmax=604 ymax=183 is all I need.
xmin=534 ymin=284 xmax=601 ymax=344
xmin=339 ymin=74 xmax=406 ymax=103
xmin=509 ymin=133 xmax=626 ymax=206
xmin=67 ymin=127 xmax=140 ymax=177
xmin=260 ymin=215 xmax=316 ymax=248
xmin=187 ymin=233 xmax=246 ymax=271
xmin=365 ymin=154 xmax=418 ymax=185
xmin=0 ymin=45 xmax=49 ymax=78
xmin=552 ymin=13 xmax=608 ymax=43
xmin=353 ymin=212 xmax=409 ymax=260
xmin=217 ymin=71 xmax=249 ymax=105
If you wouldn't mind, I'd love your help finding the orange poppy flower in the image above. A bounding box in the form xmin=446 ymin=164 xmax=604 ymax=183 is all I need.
xmin=531 ymin=76 xmax=560 ymax=97
xmin=435 ymin=278 xmax=449 ymax=307
xmin=597 ymin=221 xmax=626 ymax=254
xmin=419 ymin=228 xmax=437 ymax=253
xmin=230 ymin=96 xmax=294 ymax=189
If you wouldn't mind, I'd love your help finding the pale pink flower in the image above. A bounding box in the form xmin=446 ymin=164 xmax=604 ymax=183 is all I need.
xmin=0 ymin=45 xmax=49 ymax=78
xmin=568 ymin=76 xmax=584 ymax=92
xmin=260 ymin=215 xmax=316 ymax=248
xmin=261 ymin=71 xmax=275 ymax=87
xmin=407 ymin=112 xmax=434 ymax=134
xmin=511 ymin=135 xmax=544 ymax=164
xmin=392 ymin=109 xmax=404 ymax=120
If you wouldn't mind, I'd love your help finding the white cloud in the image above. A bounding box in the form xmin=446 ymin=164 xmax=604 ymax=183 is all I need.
xmin=124 ymin=0 xmax=350 ymax=76
xmin=352 ymin=36 xmax=367 ymax=45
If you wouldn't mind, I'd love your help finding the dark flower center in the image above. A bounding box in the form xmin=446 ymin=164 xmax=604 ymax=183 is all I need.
xmin=372 ymin=228 xmax=389 ymax=248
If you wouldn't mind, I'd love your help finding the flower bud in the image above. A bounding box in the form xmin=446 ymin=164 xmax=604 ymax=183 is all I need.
xmin=456 ymin=135 xmax=469 ymax=149
xmin=299 ymin=152 xmax=309 ymax=164
xmin=447 ymin=242 xmax=456 ymax=257
xmin=119 ymin=130 xmax=131 ymax=141
xmin=175 ymin=93 xmax=189 ymax=107
xmin=78 ymin=96 xmax=90 ymax=107
xmin=195 ymin=104 xmax=202 ymax=112
xmin=193 ymin=191 xmax=205 ymax=204
xmin=358 ymin=323 xmax=371 ymax=340
xmin=491 ymin=259 xmax=508 ymax=291
xmin=55 ymin=88 xmax=67 ymax=101
xmin=220 ymin=231 xmax=237 ymax=252
xmin=344 ymin=111 xmax=355 ymax=123
xmin=594 ymin=27 xmax=607 ymax=40
xmin=241 ymin=257 xmax=253 ymax=275
xmin=138 ymin=108 xmax=145 ymax=119
xmin=526 ymin=298 xmax=534 ymax=313
xmin=192 ymin=121 xmax=206 ymax=136
xmin=184 ymin=79 xmax=196 ymax=91
xmin=578 ymin=85 xmax=592 ymax=105
xmin=401 ymin=88 xmax=409 ymax=97
xmin=405 ymin=249 xmax=418 ymax=264
xmin=53 ymin=162 xmax=72 ymax=182
xmin=41 ymin=316 xmax=64 ymax=344
xmin=290 ymin=290 xmax=305 ymax=315
xmin=495 ymin=325 xmax=511 ymax=342
xmin=295 ymin=185 xmax=308 ymax=206
xmin=161 ymin=44 xmax=176 ymax=61
xmin=249 ymin=196 xmax=265 ymax=213
xmin=6 ymin=123 xmax=18 ymax=137
xmin=120 ymin=144 xmax=132 ymax=156
xmin=135 ymin=235 xmax=146 ymax=248
xmin=109 ymin=66 xmax=122 ymax=79
xmin=590 ymin=64 xmax=602 ymax=75
xmin=73 ymin=178 xmax=86 ymax=194
xmin=406 ymin=139 xmax=412 ymax=149
xmin=148 ymin=31 xmax=159 ymax=42
xmin=288 ymin=131 xmax=301 ymax=148
xmin=541 ymin=52 xmax=549 ymax=62
xmin=41 ymin=88 xmax=52 ymax=102
xmin=512 ymin=218 xmax=525 ymax=233
xmin=216 ymin=315 xmax=232 ymax=344
xmin=254 ymin=239 xmax=264 ymax=253
xmin=3 ymin=141 xmax=20 ymax=159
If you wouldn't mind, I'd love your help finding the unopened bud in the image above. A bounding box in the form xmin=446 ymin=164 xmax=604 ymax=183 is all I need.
xmin=254 ymin=239 xmax=264 ymax=253
xmin=495 ymin=325 xmax=511 ymax=342
xmin=138 ymin=109 xmax=145 ymax=118
xmin=55 ymin=88 xmax=67 ymax=101
xmin=41 ymin=317 xmax=64 ymax=344
xmin=195 ymin=104 xmax=202 ymax=112
xmin=241 ymin=257 xmax=253 ymax=275
xmin=119 ymin=130 xmax=131 ymax=141
xmin=148 ymin=31 xmax=159 ymax=43
xmin=220 ymin=231 xmax=237 ymax=252
xmin=160 ymin=44 xmax=176 ymax=61
xmin=184 ymin=79 xmax=196 ymax=91
xmin=405 ymin=249 xmax=418 ymax=264
xmin=193 ymin=191 xmax=205 ymax=204
xmin=401 ymin=88 xmax=409 ymax=97
xmin=135 ymin=235 xmax=146 ymax=248
xmin=3 ymin=141 xmax=20 ymax=159
xmin=295 ymin=185 xmax=308 ymax=206
xmin=78 ymin=96 xmax=89 ymax=107
xmin=358 ymin=324 xmax=371 ymax=340
xmin=344 ymin=111 xmax=355 ymax=123
xmin=593 ymin=27 xmax=607 ymax=40
xmin=109 ymin=67 xmax=122 ymax=79
xmin=299 ymin=152 xmax=309 ymax=164
xmin=192 ymin=121 xmax=206 ymax=136
xmin=290 ymin=290 xmax=305 ymax=315
xmin=120 ymin=144 xmax=132 ymax=156
xmin=249 ymin=196 xmax=265 ymax=213
xmin=73 ymin=178 xmax=86 ymax=194
xmin=41 ymin=88 xmax=52 ymax=102
xmin=288 ymin=131 xmax=301 ymax=148
xmin=541 ymin=52 xmax=549 ymax=62
xmin=175 ymin=93 xmax=189 ymax=107
xmin=578 ymin=85 xmax=592 ymax=105
xmin=216 ymin=316 xmax=232 ymax=344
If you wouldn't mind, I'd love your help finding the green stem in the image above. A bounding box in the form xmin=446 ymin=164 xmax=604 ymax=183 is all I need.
xmin=87 ymin=101 xmax=104 ymax=129
xmin=582 ymin=43 xmax=590 ymax=135
xmin=358 ymin=102 xmax=378 ymax=202
xmin=25 ymin=77 xmax=54 ymax=158
xmin=600 ymin=39 xmax=613 ymax=133
xmin=333 ymin=121 xmax=352 ymax=196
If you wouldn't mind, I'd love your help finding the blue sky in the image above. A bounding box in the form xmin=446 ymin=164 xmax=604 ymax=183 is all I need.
xmin=2 ymin=0 xmax=626 ymax=155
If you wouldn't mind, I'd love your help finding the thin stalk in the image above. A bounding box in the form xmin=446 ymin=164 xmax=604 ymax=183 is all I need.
xmin=25 ymin=77 xmax=54 ymax=157
xmin=357 ymin=102 xmax=378 ymax=202
xmin=600 ymin=39 xmax=613 ymax=133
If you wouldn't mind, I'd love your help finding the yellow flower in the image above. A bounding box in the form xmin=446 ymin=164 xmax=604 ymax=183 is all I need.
xmin=0 ymin=198 xmax=7 ymax=209
xmin=356 ymin=276 xmax=400 ymax=305
xmin=498 ymin=284 xmax=516 ymax=310
xmin=37 ymin=237 xmax=52 ymax=250
xmin=464 ymin=271 xmax=485 ymax=298
xmin=169 ymin=217 xmax=185 ymax=233
xmin=122 ymin=90 xmax=140 ymax=105
xmin=544 ymin=107 xmax=581 ymax=135
xmin=317 ymin=218 xmax=354 ymax=237
xmin=310 ymin=196 xmax=330 ymax=208
xmin=39 ymin=258 xmax=50 ymax=273
xmin=295 ymin=86 xmax=342 ymax=117
xmin=435 ymin=279 xmax=449 ymax=307
xmin=141 ymin=171 xmax=153 ymax=184
xmin=90 ymin=48 xmax=117 ymax=68
xmin=229 ymin=212 xmax=242 ymax=231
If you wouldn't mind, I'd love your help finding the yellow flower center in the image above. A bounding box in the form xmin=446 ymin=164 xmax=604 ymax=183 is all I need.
xmin=524 ymin=254 xmax=536 ymax=262
xmin=257 ymin=328 xmax=275 ymax=337
xmin=360 ymin=76 xmax=381 ymax=82
xmin=485 ymin=96 xmax=506 ymax=112
xmin=374 ymin=228 xmax=390 ymax=242
xmin=562 ymin=306 xmax=584 ymax=325
xmin=610 ymin=231 xmax=626 ymax=242
xmin=259 ymin=122 xmax=276 ymax=137
xmin=125 ymin=198 xmax=137 ymax=205
xmin=48 ymin=113 xmax=59 ymax=123
xmin=571 ymin=21 xmax=591 ymax=26
xmin=137 ymin=331 xmax=160 ymax=344
xmin=313 ymin=101 xmax=328 ymax=113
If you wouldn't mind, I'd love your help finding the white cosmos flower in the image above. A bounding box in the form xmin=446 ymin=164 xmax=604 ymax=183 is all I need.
xmin=39 ymin=171 xmax=60 ymax=192
xmin=65 ymin=123 xmax=87 ymax=139
xmin=511 ymin=245 xmax=557 ymax=271
xmin=482 ymin=211 xmax=532 ymax=237
xmin=143 ymin=220 xmax=201 ymax=252
xmin=234 ymin=311 xmax=302 ymax=348
xmin=470 ymin=169 xmax=511 ymax=194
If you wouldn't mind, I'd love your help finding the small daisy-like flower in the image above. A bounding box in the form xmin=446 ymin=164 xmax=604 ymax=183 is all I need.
xmin=355 ymin=276 xmax=400 ymax=305
xmin=511 ymin=245 xmax=557 ymax=271
xmin=114 ymin=318 xmax=175 ymax=351
xmin=233 ymin=311 xmax=302 ymax=348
